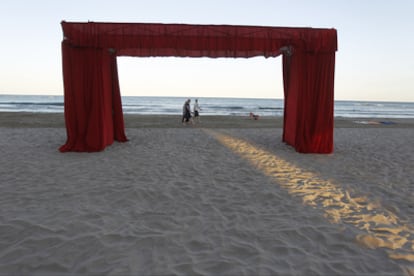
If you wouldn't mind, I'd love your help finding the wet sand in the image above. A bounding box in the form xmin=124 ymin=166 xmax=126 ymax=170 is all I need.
xmin=0 ymin=111 xmax=413 ymax=128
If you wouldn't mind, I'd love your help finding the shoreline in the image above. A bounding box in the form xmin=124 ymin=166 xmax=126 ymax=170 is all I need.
xmin=1 ymin=112 xmax=413 ymax=128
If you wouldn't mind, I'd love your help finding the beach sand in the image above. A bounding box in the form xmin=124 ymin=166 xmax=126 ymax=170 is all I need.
xmin=1 ymin=112 xmax=413 ymax=275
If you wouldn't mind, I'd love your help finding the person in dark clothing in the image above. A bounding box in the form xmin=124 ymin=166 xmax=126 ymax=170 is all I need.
xmin=182 ymin=99 xmax=192 ymax=124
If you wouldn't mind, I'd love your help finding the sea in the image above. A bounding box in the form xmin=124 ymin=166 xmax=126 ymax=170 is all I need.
xmin=1 ymin=94 xmax=414 ymax=118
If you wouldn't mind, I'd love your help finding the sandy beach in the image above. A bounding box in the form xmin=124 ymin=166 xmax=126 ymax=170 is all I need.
xmin=1 ymin=112 xmax=413 ymax=275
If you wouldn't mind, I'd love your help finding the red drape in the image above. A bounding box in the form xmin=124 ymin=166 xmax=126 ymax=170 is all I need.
xmin=60 ymin=21 xmax=337 ymax=153
xmin=283 ymin=51 xmax=335 ymax=153
xmin=59 ymin=41 xmax=127 ymax=152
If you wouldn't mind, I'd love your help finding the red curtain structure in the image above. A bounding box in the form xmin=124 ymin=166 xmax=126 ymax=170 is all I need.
xmin=60 ymin=21 xmax=337 ymax=153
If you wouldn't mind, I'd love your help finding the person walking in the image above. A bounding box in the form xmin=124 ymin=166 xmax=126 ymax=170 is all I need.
xmin=182 ymin=99 xmax=192 ymax=125
xmin=193 ymin=99 xmax=201 ymax=123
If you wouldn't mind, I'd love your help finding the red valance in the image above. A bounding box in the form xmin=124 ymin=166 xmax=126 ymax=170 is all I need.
xmin=62 ymin=22 xmax=337 ymax=57
xmin=60 ymin=21 xmax=337 ymax=153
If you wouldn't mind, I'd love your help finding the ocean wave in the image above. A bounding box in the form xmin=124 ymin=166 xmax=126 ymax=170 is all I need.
xmin=259 ymin=107 xmax=283 ymax=110
xmin=1 ymin=95 xmax=414 ymax=118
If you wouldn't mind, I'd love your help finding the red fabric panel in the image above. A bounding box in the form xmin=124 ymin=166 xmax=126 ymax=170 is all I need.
xmin=110 ymin=54 xmax=128 ymax=142
xmin=295 ymin=52 xmax=335 ymax=153
xmin=99 ymin=51 xmax=115 ymax=148
xmin=59 ymin=42 xmax=77 ymax=152
xmin=61 ymin=22 xmax=337 ymax=58
xmin=59 ymin=42 xmax=127 ymax=152
xmin=282 ymin=50 xmax=335 ymax=153
xmin=282 ymin=54 xmax=300 ymax=147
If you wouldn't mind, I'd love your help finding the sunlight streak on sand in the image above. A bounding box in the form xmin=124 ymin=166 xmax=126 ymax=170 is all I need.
xmin=205 ymin=129 xmax=414 ymax=274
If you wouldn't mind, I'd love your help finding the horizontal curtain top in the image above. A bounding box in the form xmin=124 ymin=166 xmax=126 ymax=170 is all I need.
xmin=61 ymin=21 xmax=337 ymax=58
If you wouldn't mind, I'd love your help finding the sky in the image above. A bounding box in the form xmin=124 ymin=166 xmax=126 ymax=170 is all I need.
xmin=0 ymin=0 xmax=413 ymax=101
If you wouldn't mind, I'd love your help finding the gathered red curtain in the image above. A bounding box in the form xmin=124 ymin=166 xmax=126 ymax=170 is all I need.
xmin=60 ymin=21 xmax=337 ymax=153
xmin=59 ymin=41 xmax=127 ymax=152
xmin=283 ymin=51 xmax=335 ymax=153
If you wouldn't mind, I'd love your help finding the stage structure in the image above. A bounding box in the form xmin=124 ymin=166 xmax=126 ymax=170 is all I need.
xmin=60 ymin=21 xmax=337 ymax=153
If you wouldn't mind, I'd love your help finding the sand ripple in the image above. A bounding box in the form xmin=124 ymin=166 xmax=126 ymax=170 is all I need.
xmin=0 ymin=128 xmax=412 ymax=275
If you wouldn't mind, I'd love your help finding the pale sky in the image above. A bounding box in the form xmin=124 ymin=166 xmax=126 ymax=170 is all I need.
xmin=1 ymin=0 xmax=413 ymax=101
